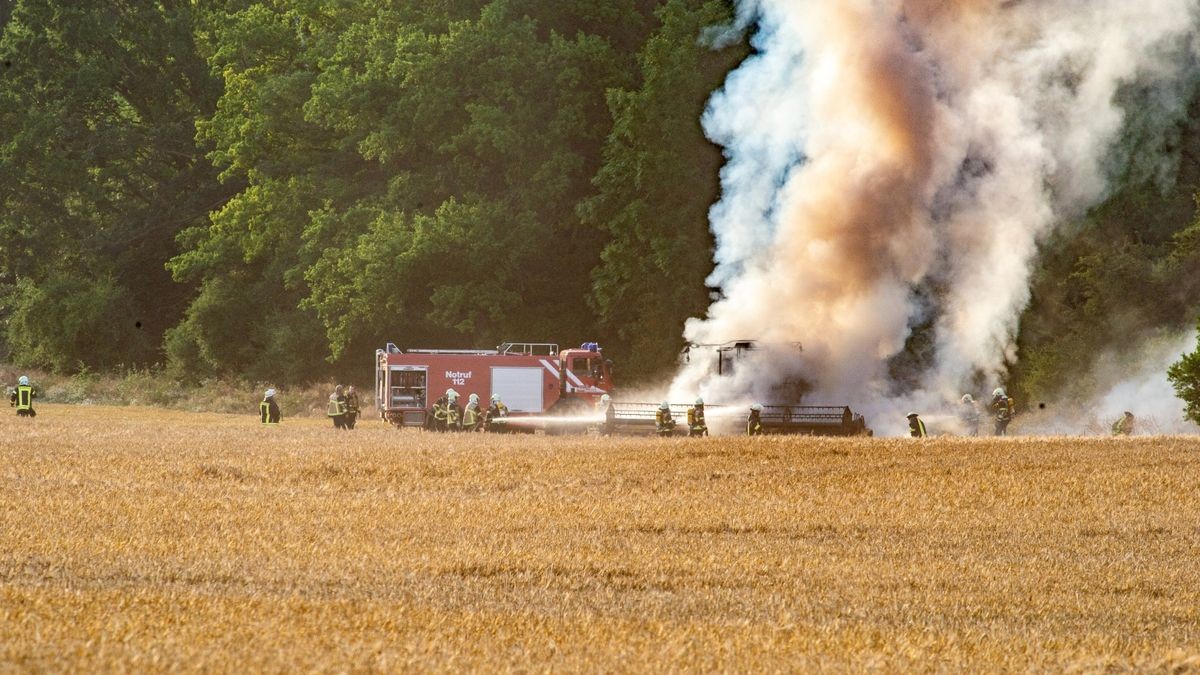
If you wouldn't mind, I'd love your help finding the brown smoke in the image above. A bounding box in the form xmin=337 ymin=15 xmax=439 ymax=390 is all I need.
xmin=778 ymin=3 xmax=939 ymax=296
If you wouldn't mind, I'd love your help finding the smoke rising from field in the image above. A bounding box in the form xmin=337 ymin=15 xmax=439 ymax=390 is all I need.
xmin=674 ymin=0 xmax=1200 ymax=432
xmin=1016 ymin=330 xmax=1200 ymax=435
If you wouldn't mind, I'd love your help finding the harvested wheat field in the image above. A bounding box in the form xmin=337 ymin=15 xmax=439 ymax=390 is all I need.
xmin=1 ymin=405 xmax=1198 ymax=671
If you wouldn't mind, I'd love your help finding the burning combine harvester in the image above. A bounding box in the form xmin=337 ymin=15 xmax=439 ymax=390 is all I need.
xmin=638 ymin=340 xmax=873 ymax=437
xmin=374 ymin=339 xmax=869 ymax=436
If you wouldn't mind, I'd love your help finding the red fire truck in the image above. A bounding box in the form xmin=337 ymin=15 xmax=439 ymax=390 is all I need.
xmin=374 ymin=341 xmax=614 ymax=427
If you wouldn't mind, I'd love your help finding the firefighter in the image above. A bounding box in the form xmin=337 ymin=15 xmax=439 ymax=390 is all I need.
xmin=959 ymin=394 xmax=980 ymax=437
xmin=10 ymin=375 xmax=35 ymax=418
xmin=431 ymin=392 xmax=449 ymax=432
xmin=655 ymin=401 xmax=676 ymax=437
xmin=907 ymin=412 xmax=928 ymax=438
xmin=446 ymin=390 xmax=462 ymax=431
xmin=747 ymin=403 xmax=764 ymax=436
xmin=344 ymin=385 xmax=361 ymax=429
xmin=991 ymin=387 xmax=1015 ymax=436
xmin=1111 ymin=411 xmax=1135 ymax=436
xmin=260 ymin=388 xmax=280 ymax=425
xmin=687 ymin=397 xmax=708 ymax=437
xmin=596 ymin=393 xmax=615 ymax=437
xmin=485 ymin=393 xmax=508 ymax=432
xmin=463 ymin=393 xmax=483 ymax=432
xmin=327 ymin=385 xmax=348 ymax=429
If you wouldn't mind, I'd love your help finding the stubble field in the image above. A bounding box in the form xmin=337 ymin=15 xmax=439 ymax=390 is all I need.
xmin=1 ymin=405 xmax=1198 ymax=671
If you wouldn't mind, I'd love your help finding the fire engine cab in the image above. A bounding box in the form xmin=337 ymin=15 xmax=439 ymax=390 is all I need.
xmin=375 ymin=341 xmax=614 ymax=427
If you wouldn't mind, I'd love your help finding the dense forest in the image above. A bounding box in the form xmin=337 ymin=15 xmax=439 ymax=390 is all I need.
xmin=1 ymin=1 xmax=1198 ymax=404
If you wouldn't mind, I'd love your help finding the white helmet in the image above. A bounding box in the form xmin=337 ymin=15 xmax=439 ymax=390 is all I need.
xmin=961 ymin=394 xmax=973 ymax=404
xmin=446 ymin=388 xmax=458 ymax=398
xmin=264 ymin=388 xmax=276 ymax=399
xmin=491 ymin=393 xmax=501 ymax=403
xmin=600 ymin=394 xmax=611 ymax=403
xmin=695 ymin=397 xmax=704 ymax=405
xmin=750 ymin=403 xmax=763 ymax=411
xmin=17 ymin=376 xmax=29 ymax=386
xmin=993 ymin=387 xmax=1006 ymax=398
xmin=906 ymin=412 xmax=919 ymax=419
xmin=659 ymin=401 xmax=670 ymax=410
xmin=469 ymin=393 xmax=479 ymax=403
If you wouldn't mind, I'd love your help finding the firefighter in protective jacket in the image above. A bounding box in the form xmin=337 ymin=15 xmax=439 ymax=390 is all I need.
xmin=485 ymin=393 xmax=508 ymax=432
xmin=344 ymin=386 xmax=361 ymax=429
xmin=991 ymin=387 xmax=1015 ymax=436
xmin=687 ymin=397 xmax=708 ymax=437
xmin=596 ymin=393 xmax=615 ymax=436
xmin=432 ymin=393 xmax=449 ymax=432
xmin=655 ymin=401 xmax=676 ymax=436
xmin=327 ymin=385 xmax=348 ymax=429
xmin=907 ymin=412 xmax=927 ymax=438
xmin=260 ymin=388 xmax=280 ymax=425
xmin=463 ymin=393 xmax=483 ymax=432
xmin=1111 ymin=411 xmax=1135 ymax=436
xmin=747 ymin=403 xmax=764 ymax=436
xmin=446 ymin=390 xmax=462 ymax=431
xmin=959 ymin=394 xmax=980 ymax=436
xmin=10 ymin=376 xmax=35 ymax=418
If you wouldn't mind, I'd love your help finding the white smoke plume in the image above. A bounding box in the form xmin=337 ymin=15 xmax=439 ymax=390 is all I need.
xmin=1018 ymin=330 xmax=1200 ymax=436
xmin=673 ymin=0 xmax=1200 ymax=434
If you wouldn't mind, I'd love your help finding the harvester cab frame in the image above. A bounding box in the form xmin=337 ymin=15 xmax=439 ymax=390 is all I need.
xmin=681 ymin=339 xmax=803 ymax=377
xmin=670 ymin=339 xmax=871 ymax=436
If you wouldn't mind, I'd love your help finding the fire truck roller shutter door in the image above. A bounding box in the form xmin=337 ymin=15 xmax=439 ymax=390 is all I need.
xmin=491 ymin=366 xmax=543 ymax=413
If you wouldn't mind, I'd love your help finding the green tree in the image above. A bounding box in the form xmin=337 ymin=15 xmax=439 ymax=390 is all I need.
xmin=165 ymin=2 xmax=361 ymax=380
xmin=580 ymin=0 xmax=744 ymax=379
xmin=1167 ymin=320 xmax=1200 ymax=423
xmin=301 ymin=1 xmax=644 ymax=359
xmin=5 ymin=272 xmax=147 ymax=371
xmin=0 ymin=1 xmax=230 ymax=371
xmin=173 ymin=0 xmax=654 ymax=383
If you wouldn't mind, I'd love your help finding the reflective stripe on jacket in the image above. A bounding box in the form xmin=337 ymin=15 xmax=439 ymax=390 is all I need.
xmin=327 ymin=396 xmax=346 ymax=417
xmin=15 ymin=386 xmax=32 ymax=411
xmin=261 ymin=400 xmax=279 ymax=425
xmin=910 ymin=419 xmax=927 ymax=438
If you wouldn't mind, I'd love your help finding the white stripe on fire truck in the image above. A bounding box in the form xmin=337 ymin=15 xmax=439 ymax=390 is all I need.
xmin=539 ymin=359 xmax=561 ymax=379
xmin=564 ymin=368 xmax=586 ymax=388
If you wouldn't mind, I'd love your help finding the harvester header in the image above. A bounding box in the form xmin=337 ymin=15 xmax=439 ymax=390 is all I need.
xmin=601 ymin=402 xmax=870 ymax=436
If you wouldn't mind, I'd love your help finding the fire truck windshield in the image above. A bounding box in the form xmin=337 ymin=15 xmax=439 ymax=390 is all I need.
xmin=570 ymin=357 xmax=593 ymax=378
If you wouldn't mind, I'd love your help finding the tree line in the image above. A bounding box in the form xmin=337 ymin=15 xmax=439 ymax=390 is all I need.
xmin=2 ymin=0 xmax=1199 ymax=417
xmin=0 ymin=0 xmax=742 ymax=384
